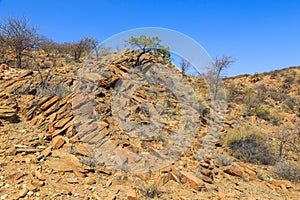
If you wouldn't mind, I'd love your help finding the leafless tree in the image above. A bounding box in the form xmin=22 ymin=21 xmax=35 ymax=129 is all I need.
xmin=276 ymin=120 xmax=300 ymax=158
xmin=212 ymin=56 xmax=235 ymax=100
xmin=40 ymin=40 xmax=61 ymax=55
xmin=88 ymin=37 xmax=100 ymax=59
xmin=0 ymin=17 xmax=42 ymax=68
xmin=71 ymin=37 xmax=97 ymax=62
xmin=179 ymin=58 xmax=190 ymax=78
xmin=0 ymin=38 xmax=7 ymax=63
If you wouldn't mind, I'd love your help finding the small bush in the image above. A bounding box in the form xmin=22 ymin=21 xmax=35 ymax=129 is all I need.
xmin=270 ymin=116 xmax=280 ymax=126
xmin=255 ymin=106 xmax=271 ymax=121
xmin=270 ymin=72 xmax=277 ymax=79
xmin=244 ymin=105 xmax=277 ymax=123
xmin=252 ymin=73 xmax=263 ymax=78
xmin=256 ymin=84 xmax=267 ymax=96
xmin=36 ymin=84 xmax=70 ymax=98
xmin=268 ymin=89 xmax=286 ymax=102
xmin=215 ymin=154 xmax=233 ymax=166
xmin=284 ymin=76 xmax=294 ymax=84
xmin=242 ymin=91 xmax=261 ymax=108
xmin=284 ymin=96 xmax=298 ymax=112
xmin=226 ymin=83 xmax=244 ymax=102
xmin=139 ymin=183 xmax=162 ymax=199
xmin=272 ymin=160 xmax=300 ymax=183
xmin=225 ymin=125 xmax=277 ymax=165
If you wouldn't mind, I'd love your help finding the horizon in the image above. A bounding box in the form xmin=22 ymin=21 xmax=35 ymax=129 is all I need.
xmin=0 ymin=0 xmax=299 ymax=76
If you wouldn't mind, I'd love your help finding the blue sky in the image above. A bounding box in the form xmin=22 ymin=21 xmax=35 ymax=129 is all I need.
xmin=0 ymin=0 xmax=299 ymax=76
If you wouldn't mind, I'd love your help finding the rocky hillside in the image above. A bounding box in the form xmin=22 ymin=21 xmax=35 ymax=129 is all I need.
xmin=0 ymin=50 xmax=300 ymax=199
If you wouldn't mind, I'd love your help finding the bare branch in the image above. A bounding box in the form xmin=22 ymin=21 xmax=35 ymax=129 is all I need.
xmin=0 ymin=17 xmax=42 ymax=68
xmin=179 ymin=59 xmax=191 ymax=78
xmin=212 ymin=55 xmax=235 ymax=100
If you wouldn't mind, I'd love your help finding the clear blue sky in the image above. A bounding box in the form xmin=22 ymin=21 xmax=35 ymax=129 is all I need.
xmin=0 ymin=0 xmax=299 ymax=76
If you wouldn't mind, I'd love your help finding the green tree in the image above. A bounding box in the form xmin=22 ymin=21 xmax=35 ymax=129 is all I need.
xmin=125 ymin=35 xmax=170 ymax=66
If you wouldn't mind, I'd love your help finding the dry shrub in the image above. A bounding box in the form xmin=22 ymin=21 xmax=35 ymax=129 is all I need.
xmin=36 ymin=84 xmax=70 ymax=99
xmin=215 ymin=153 xmax=233 ymax=166
xmin=272 ymin=160 xmax=300 ymax=183
xmin=225 ymin=125 xmax=277 ymax=165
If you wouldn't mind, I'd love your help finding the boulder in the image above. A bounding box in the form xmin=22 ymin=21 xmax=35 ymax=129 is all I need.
xmin=224 ymin=166 xmax=243 ymax=178
xmin=0 ymin=105 xmax=17 ymax=119
xmin=180 ymin=171 xmax=203 ymax=189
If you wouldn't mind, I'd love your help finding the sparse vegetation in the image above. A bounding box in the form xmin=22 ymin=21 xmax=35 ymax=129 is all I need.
xmin=272 ymin=160 xmax=300 ymax=183
xmin=0 ymin=15 xmax=300 ymax=199
xmin=139 ymin=183 xmax=162 ymax=199
xmin=215 ymin=153 xmax=233 ymax=166
xmin=35 ymin=84 xmax=71 ymax=99
xmin=0 ymin=17 xmax=42 ymax=68
xmin=284 ymin=76 xmax=295 ymax=84
xmin=275 ymin=120 xmax=300 ymax=158
xmin=268 ymin=88 xmax=286 ymax=102
xmin=225 ymin=125 xmax=277 ymax=165
xmin=242 ymin=90 xmax=261 ymax=108
xmin=226 ymin=82 xmax=245 ymax=102
xmin=40 ymin=40 xmax=71 ymax=57
xmin=241 ymin=90 xmax=279 ymax=124
xmin=253 ymin=105 xmax=271 ymax=121
xmin=70 ymin=37 xmax=97 ymax=62
xmin=283 ymin=96 xmax=299 ymax=114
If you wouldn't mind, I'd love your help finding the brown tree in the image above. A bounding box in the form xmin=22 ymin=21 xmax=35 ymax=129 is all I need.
xmin=0 ymin=38 xmax=7 ymax=63
xmin=71 ymin=37 xmax=97 ymax=62
xmin=0 ymin=17 xmax=42 ymax=68
xmin=276 ymin=119 xmax=300 ymax=158
xmin=212 ymin=56 xmax=235 ymax=100
xmin=40 ymin=40 xmax=61 ymax=55
xmin=180 ymin=58 xmax=191 ymax=77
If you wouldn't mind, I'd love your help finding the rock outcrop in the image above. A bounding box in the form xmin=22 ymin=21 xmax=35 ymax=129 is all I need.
xmin=0 ymin=50 xmax=299 ymax=199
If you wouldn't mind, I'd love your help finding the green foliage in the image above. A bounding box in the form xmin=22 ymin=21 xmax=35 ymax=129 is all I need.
xmin=125 ymin=35 xmax=170 ymax=66
xmin=243 ymin=105 xmax=279 ymax=125
xmin=255 ymin=106 xmax=271 ymax=120
xmin=225 ymin=125 xmax=277 ymax=165
xmin=252 ymin=72 xmax=263 ymax=78
xmin=125 ymin=35 xmax=169 ymax=53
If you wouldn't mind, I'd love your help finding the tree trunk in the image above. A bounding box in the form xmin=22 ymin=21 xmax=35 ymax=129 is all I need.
xmin=135 ymin=52 xmax=144 ymax=66
xmin=213 ymin=70 xmax=221 ymax=100
xmin=74 ymin=50 xmax=82 ymax=62
xmin=16 ymin=51 xmax=22 ymax=68
xmin=279 ymin=141 xmax=284 ymax=158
